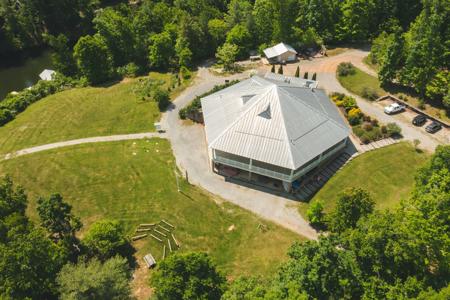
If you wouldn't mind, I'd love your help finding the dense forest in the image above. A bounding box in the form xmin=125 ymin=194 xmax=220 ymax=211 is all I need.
xmin=1 ymin=0 xmax=447 ymax=106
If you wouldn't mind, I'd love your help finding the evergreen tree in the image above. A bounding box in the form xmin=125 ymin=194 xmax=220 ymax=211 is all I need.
xmin=295 ymin=66 xmax=300 ymax=77
xmin=304 ymin=71 xmax=308 ymax=79
xmin=278 ymin=65 xmax=283 ymax=74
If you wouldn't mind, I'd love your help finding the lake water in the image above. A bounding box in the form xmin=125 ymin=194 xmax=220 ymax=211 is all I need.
xmin=0 ymin=51 xmax=53 ymax=100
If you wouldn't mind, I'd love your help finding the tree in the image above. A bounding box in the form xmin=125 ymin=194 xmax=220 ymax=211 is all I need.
xmin=208 ymin=18 xmax=228 ymax=47
xmin=330 ymin=188 xmax=374 ymax=233
xmin=222 ymin=276 xmax=267 ymax=299
xmin=151 ymin=252 xmax=226 ymax=300
xmin=378 ymin=28 xmax=404 ymax=86
xmin=57 ymin=256 xmax=132 ymax=300
xmin=216 ymin=43 xmax=239 ymax=71
xmin=278 ymin=65 xmax=283 ymax=74
xmin=153 ymin=86 xmax=171 ymax=111
xmin=37 ymin=194 xmax=81 ymax=242
xmin=312 ymin=72 xmax=317 ymax=80
xmin=426 ymin=70 xmax=449 ymax=107
xmin=225 ymin=0 xmax=253 ymax=28
xmin=175 ymin=36 xmax=193 ymax=67
xmin=304 ymin=71 xmax=308 ymax=79
xmin=271 ymin=64 xmax=275 ymax=73
xmin=294 ymin=66 xmax=300 ymax=77
xmin=0 ymin=227 xmax=64 ymax=299
xmin=46 ymin=34 xmax=77 ymax=76
xmin=274 ymin=237 xmax=363 ymax=299
xmin=73 ymin=35 xmax=113 ymax=84
xmin=83 ymin=219 xmax=131 ymax=262
xmin=307 ymin=200 xmax=324 ymax=226
xmin=148 ymin=31 xmax=175 ymax=70
xmin=94 ymin=8 xmax=135 ymax=68
xmin=226 ymin=24 xmax=252 ymax=59
xmin=252 ymin=0 xmax=275 ymax=44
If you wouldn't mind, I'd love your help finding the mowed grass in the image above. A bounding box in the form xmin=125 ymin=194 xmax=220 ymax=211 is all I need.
xmin=337 ymin=66 xmax=385 ymax=98
xmin=0 ymin=138 xmax=300 ymax=277
xmin=298 ymin=143 xmax=429 ymax=217
xmin=0 ymin=72 xmax=192 ymax=155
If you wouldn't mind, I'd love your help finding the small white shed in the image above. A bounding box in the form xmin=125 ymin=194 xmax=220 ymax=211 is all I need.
xmin=263 ymin=43 xmax=297 ymax=63
xmin=39 ymin=69 xmax=56 ymax=81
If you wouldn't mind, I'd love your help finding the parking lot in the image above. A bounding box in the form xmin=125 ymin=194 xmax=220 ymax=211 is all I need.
xmin=377 ymin=98 xmax=450 ymax=145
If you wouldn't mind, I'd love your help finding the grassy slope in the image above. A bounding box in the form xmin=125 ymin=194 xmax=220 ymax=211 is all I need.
xmin=0 ymin=138 xmax=300 ymax=277
xmin=0 ymin=73 xmax=191 ymax=155
xmin=299 ymin=143 xmax=429 ymax=217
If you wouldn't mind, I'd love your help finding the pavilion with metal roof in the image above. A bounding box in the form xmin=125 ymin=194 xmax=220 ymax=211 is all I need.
xmin=201 ymin=74 xmax=350 ymax=186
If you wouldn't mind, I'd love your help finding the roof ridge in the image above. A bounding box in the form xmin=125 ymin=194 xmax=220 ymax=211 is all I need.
xmin=208 ymin=80 xmax=275 ymax=148
xmin=273 ymin=87 xmax=297 ymax=169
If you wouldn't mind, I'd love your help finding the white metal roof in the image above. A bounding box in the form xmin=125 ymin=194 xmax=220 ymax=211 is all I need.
xmin=201 ymin=75 xmax=350 ymax=170
xmin=263 ymin=43 xmax=297 ymax=59
xmin=39 ymin=69 xmax=56 ymax=81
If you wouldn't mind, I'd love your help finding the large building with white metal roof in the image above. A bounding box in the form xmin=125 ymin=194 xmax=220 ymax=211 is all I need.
xmin=201 ymin=74 xmax=350 ymax=189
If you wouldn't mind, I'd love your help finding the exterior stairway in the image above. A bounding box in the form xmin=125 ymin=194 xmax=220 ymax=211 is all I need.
xmin=295 ymin=151 xmax=354 ymax=201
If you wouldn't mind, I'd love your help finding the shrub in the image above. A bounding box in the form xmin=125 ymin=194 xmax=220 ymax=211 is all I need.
xmin=381 ymin=125 xmax=387 ymax=134
xmin=363 ymin=114 xmax=371 ymax=122
xmin=360 ymin=135 xmax=370 ymax=144
xmin=307 ymin=201 xmax=325 ymax=226
xmin=331 ymin=92 xmax=345 ymax=101
xmin=387 ymin=122 xmax=402 ymax=136
xmin=418 ymin=99 xmax=426 ymax=109
xmin=153 ymin=87 xmax=170 ymax=111
xmin=361 ymin=87 xmax=379 ymax=101
xmin=116 ymin=63 xmax=139 ymax=78
xmin=304 ymin=71 xmax=309 ymax=79
xmin=343 ymin=96 xmax=357 ymax=111
xmin=312 ymin=73 xmax=317 ymax=80
xmin=337 ymin=62 xmax=356 ymax=76
xmin=335 ymin=100 xmax=344 ymax=107
xmin=348 ymin=108 xmax=362 ymax=119
xmin=278 ymin=65 xmax=283 ymax=74
xmin=371 ymin=118 xmax=379 ymax=126
xmin=180 ymin=66 xmax=191 ymax=80
xmin=348 ymin=116 xmax=361 ymax=125
xmin=271 ymin=65 xmax=275 ymax=73
xmin=363 ymin=123 xmax=373 ymax=131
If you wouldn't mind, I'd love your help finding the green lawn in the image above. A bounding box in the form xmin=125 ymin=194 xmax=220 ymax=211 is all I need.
xmin=337 ymin=66 xmax=385 ymax=99
xmin=0 ymin=138 xmax=300 ymax=277
xmin=299 ymin=143 xmax=429 ymax=218
xmin=0 ymin=72 xmax=191 ymax=155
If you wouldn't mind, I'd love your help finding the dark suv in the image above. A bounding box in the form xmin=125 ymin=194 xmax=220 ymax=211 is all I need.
xmin=425 ymin=121 xmax=442 ymax=133
xmin=412 ymin=114 xmax=427 ymax=126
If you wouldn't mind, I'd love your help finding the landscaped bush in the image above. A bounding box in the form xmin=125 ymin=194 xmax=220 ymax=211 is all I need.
xmin=387 ymin=122 xmax=402 ymax=136
xmin=361 ymin=87 xmax=379 ymax=101
xmin=337 ymin=62 xmax=356 ymax=76
xmin=0 ymin=73 xmax=82 ymax=126
xmin=179 ymin=80 xmax=240 ymax=121
xmin=307 ymin=201 xmax=325 ymax=227
xmin=343 ymin=96 xmax=357 ymax=111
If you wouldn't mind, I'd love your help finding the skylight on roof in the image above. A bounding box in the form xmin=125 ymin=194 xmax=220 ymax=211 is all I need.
xmin=241 ymin=94 xmax=256 ymax=104
xmin=258 ymin=104 xmax=271 ymax=119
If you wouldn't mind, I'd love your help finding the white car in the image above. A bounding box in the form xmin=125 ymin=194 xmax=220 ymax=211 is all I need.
xmin=384 ymin=103 xmax=405 ymax=114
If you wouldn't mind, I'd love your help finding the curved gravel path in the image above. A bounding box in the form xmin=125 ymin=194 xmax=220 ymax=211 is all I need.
xmin=2 ymin=132 xmax=160 ymax=160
